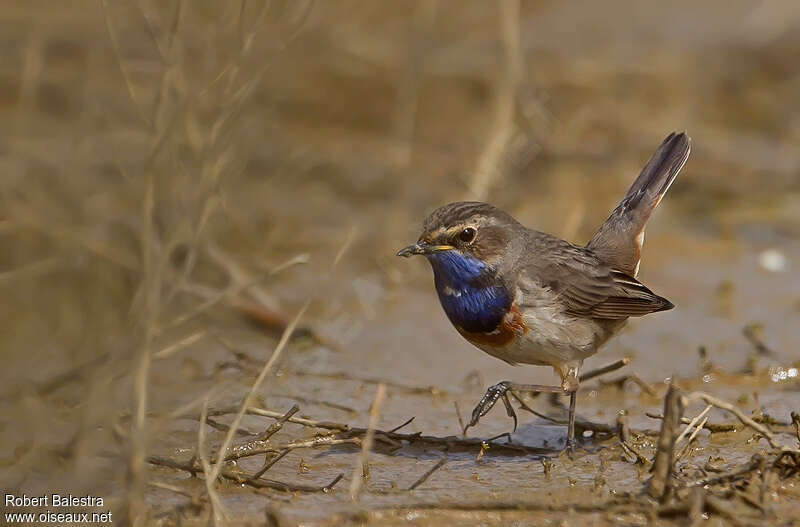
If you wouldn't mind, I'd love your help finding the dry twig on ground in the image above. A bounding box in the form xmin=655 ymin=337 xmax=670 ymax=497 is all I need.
xmin=648 ymin=379 xmax=685 ymax=500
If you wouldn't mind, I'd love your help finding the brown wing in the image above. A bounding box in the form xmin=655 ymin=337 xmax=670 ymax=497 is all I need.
xmin=590 ymin=270 xmax=674 ymax=319
xmin=522 ymin=233 xmax=673 ymax=320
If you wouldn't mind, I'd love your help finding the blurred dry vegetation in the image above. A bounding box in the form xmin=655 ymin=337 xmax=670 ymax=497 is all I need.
xmin=2 ymin=1 xmax=800 ymax=525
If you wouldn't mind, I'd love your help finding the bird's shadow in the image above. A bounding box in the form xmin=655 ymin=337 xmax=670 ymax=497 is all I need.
xmin=309 ymin=420 xmax=583 ymax=463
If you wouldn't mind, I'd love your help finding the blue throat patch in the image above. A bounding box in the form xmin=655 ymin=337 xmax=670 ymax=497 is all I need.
xmin=427 ymin=251 xmax=512 ymax=334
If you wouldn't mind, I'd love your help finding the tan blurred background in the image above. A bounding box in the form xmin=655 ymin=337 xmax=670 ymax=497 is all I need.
xmin=1 ymin=0 xmax=799 ymax=523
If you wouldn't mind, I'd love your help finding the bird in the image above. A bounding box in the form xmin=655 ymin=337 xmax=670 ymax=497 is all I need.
xmin=397 ymin=132 xmax=691 ymax=450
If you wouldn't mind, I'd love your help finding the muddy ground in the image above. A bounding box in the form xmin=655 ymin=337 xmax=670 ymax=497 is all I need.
xmin=1 ymin=1 xmax=799 ymax=525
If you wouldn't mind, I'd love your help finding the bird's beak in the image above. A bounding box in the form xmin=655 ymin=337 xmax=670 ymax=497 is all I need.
xmin=396 ymin=243 xmax=454 ymax=257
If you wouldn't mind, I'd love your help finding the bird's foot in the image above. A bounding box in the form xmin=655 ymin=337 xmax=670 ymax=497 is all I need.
xmin=464 ymin=381 xmax=518 ymax=435
xmin=563 ymin=437 xmax=577 ymax=456
xmin=465 ymin=381 xmax=579 ymax=451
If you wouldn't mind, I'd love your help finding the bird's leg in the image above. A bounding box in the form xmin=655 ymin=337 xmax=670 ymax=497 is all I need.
xmin=464 ymin=381 xmax=569 ymax=436
xmin=562 ymin=366 xmax=579 ymax=452
xmin=565 ymin=389 xmax=577 ymax=452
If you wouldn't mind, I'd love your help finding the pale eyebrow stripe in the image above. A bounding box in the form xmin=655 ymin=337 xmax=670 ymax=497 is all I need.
xmin=443 ymin=223 xmax=479 ymax=236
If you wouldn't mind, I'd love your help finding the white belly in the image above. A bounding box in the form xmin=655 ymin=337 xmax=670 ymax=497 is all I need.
xmin=466 ymin=293 xmax=624 ymax=383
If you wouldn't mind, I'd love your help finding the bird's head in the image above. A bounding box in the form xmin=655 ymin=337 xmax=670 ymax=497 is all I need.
xmin=397 ymin=202 xmax=520 ymax=273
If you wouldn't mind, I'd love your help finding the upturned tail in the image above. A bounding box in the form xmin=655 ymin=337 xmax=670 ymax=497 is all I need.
xmin=587 ymin=132 xmax=691 ymax=277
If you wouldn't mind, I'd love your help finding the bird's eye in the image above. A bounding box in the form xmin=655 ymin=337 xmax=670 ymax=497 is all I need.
xmin=459 ymin=227 xmax=476 ymax=243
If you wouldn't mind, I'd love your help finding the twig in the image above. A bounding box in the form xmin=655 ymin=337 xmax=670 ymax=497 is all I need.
xmin=350 ymin=384 xmax=387 ymax=501
xmin=147 ymin=456 xmax=344 ymax=493
xmin=646 ymin=412 xmax=738 ymax=433
xmin=249 ymin=449 xmax=290 ymax=481
xmin=682 ymin=454 xmax=766 ymax=488
xmin=600 ymin=374 xmax=658 ymax=396
xmin=617 ymin=411 xmax=631 ymax=443
xmin=333 ymin=496 xmax=652 ymax=517
xmin=742 ymin=324 xmax=777 ymax=357
xmin=627 ymin=373 xmax=658 ymax=397
xmin=229 ymin=406 xmax=302 ymax=479
xmin=616 ymin=411 xmax=649 ymax=464
xmin=256 ymin=404 xmax=300 ymax=441
xmin=620 ymin=440 xmax=650 ymax=465
xmin=675 ymin=405 xmax=712 ymax=447
xmin=506 ymin=358 xmax=632 ymax=425
xmin=408 ymin=457 xmax=447 ymax=490
xmin=687 ymin=392 xmax=780 ymax=448
xmin=208 ymin=406 xmax=351 ymax=432
xmin=580 ymin=358 xmax=630 ymax=383
xmin=388 ymin=416 xmax=416 ymax=434
xmin=223 ymin=434 xmax=360 ymax=462
xmin=648 ymin=379 xmax=685 ymax=501
xmin=676 ymin=415 xmax=709 ymax=461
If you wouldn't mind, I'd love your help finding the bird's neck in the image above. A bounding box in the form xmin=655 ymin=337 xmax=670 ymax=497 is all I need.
xmin=427 ymin=251 xmax=512 ymax=334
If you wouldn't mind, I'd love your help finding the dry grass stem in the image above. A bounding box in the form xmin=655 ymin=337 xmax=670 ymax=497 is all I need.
xmin=128 ymin=152 xmax=160 ymax=527
xmin=468 ymin=0 xmax=521 ymax=201
xmin=333 ymin=226 xmax=358 ymax=267
xmin=208 ymin=301 xmax=310 ymax=482
xmin=350 ymin=383 xmax=387 ymax=502
xmin=147 ymin=481 xmax=194 ymax=499
xmin=0 ymin=257 xmax=62 ymax=282
xmin=198 ymin=396 xmax=227 ymax=525
xmin=152 ymin=330 xmax=208 ymax=360
xmin=454 ymin=402 xmax=466 ymax=436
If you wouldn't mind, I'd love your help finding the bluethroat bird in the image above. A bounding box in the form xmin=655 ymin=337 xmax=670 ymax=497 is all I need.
xmin=398 ymin=132 xmax=691 ymax=449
